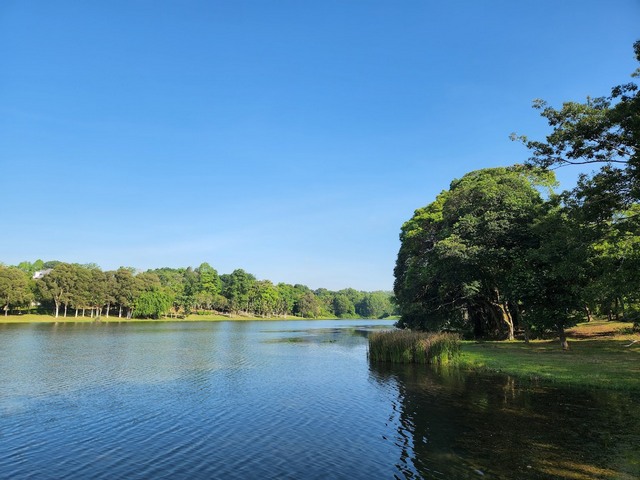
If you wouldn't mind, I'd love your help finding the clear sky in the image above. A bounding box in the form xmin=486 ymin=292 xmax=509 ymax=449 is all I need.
xmin=1 ymin=1 xmax=639 ymax=290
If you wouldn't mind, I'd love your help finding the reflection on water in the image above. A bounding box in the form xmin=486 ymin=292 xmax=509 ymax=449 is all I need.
xmin=0 ymin=320 xmax=638 ymax=479
xmin=370 ymin=363 xmax=640 ymax=479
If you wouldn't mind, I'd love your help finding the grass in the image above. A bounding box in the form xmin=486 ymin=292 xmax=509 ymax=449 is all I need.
xmin=459 ymin=320 xmax=640 ymax=390
xmin=368 ymin=330 xmax=461 ymax=365
xmin=0 ymin=313 xmax=99 ymax=323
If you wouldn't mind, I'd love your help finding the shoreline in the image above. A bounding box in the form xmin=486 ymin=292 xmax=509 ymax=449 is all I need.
xmin=456 ymin=321 xmax=640 ymax=391
xmin=0 ymin=314 xmax=397 ymax=324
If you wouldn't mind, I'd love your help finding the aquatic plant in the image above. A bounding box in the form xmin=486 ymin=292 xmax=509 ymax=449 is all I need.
xmin=368 ymin=330 xmax=460 ymax=365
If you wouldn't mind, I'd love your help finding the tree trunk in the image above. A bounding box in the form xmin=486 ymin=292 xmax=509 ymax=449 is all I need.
xmin=584 ymin=305 xmax=592 ymax=322
xmin=106 ymin=302 xmax=110 ymax=318
xmin=54 ymin=302 xmax=60 ymax=318
xmin=491 ymin=288 xmax=514 ymax=340
xmin=496 ymin=302 xmax=514 ymax=341
xmin=64 ymin=304 xmax=68 ymax=317
xmin=512 ymin=305 xmax=529 ymax=344
xmin=558 ymin=324 xmax=569 ymax=350
xmin=4 ymin=304 xmax=8 ymax=316
xmin=119 ymin=305 xmax=123 ymax=318
xmin=614 ymin=297 xmax=620 ymax=321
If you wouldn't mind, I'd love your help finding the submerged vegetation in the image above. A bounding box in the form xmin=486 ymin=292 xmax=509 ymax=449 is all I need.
xmin=368 ymin=330 xmax=460 ymax=365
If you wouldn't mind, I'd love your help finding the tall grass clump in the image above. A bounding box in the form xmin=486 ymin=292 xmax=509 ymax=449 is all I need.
xmin=368 ymin=330 xmax=460 ymax=365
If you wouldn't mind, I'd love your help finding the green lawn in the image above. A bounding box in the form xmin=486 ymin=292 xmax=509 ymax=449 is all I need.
xmin=460 ymin=321 xmax=640 ymax=390
xmin=0 ymin=313 xmax=99 ymax=323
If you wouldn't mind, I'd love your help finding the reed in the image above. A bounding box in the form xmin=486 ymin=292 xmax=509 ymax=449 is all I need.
xmin=368 ymin=330 xmax=460 ymax=365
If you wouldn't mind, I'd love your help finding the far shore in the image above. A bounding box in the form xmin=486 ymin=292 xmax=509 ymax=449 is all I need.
xmin=0 ymin=313 xmax=398 ymax=324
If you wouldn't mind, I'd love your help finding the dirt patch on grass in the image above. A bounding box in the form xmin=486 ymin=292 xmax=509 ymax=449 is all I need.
xmin=567 ymin=321 xmax=636 ymax=340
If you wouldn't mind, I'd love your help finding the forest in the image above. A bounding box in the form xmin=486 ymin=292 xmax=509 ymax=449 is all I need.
xmin=394 ymin=41 xmax=640 ymax=346
xmin=0 ymin=260 xmax=395 ymax=320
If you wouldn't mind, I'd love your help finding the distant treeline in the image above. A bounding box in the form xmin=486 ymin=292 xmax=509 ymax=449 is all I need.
xmin=0 ymin=260 xmax=396 ymax=320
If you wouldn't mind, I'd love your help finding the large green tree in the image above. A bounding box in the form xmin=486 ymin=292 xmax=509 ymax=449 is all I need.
xmin=394 ymin=166 xmax=555 ymax=339
xmin=0 ymin=266 xmax=33 ymax=315
xmin=36 ymin=263 xmax=76 ymax=318
xmin=114 ymin=268 xmax=139 ymax=318
xmin=333 ymin=293 xmax=356 ymax=318
xmin=356 ymin=291 xmax=395 ymax=318
xmin=512 ymin=40 xmax=640 ymax=333
xmin=134 ymin=289 xmax=172 ymax=319
xmin=16 ymin=259 xmax=44 ymax=277
xmin=221 ymin=269 xmax=256 ymax=314
xmin=510 ymin=202 xmax=590 ymax=349
xmin=295 ymin=291 xmax=321 ymax=318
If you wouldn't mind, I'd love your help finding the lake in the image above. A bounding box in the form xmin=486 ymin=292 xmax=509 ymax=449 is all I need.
xmin=0 ymin=320 xmax=638 ymax=479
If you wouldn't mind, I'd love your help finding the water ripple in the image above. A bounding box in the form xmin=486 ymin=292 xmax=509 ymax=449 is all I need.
xmin=1 ymin=320 xmax=639 ymax=479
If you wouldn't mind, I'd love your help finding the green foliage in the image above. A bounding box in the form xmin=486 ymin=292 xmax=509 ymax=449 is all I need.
xmin=332 ymin=293 xmax=356 ymax=317
xmin=356 ymin=291 xmax=395 ymax=318
xmin=0 ymin=266 xmax=33 ymax=314
xmin=114 ymin=267 xmax=138 ymax=315
xmin=134 ymin=289 xmax=172 ymax=319
xmin=249 ymin=280 xmax=280 ymax=317
xmin=36 ymin=263 xmax=76 ymax=317
xmin=295 ymin=291 xmax=321 ymax=318
xmin=394 ymin=166 xmax=550 ymax=338
xmin=16 ymin=259 xmax=44 ymax=276
xmin=221 ymin=269 xmax=256 ymax=313
xmin=368 ymin=330 xmax=460 ymax=365
xmin=513 ymin=40 xmax=640 ymax=213
xmin=504 ymin=40 xmax=640 ymax=337
xmin=513 ymin=202 xmax=589 ymax=338
xmin=5 ymin=259 xmax=394 ymax=321
xmin=396 ymin=42 xmax=640 ymax=346
xmin=197 ymin=262 xmax=221 ymax=296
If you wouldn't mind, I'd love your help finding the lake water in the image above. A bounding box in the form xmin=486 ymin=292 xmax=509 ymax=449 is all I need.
xmin=0 ymin=320 xmax=638 ymax=479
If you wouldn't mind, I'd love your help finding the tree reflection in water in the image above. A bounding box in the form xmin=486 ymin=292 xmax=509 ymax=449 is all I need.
xmin=369 ymin=363 xmax=640 ymax=479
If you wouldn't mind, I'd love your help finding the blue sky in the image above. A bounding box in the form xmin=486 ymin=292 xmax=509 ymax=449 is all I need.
xmin=1 ymin=1 xmax=639 ymax=290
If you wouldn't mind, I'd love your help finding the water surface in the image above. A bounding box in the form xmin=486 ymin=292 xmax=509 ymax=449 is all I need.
xmin=0 ymin=320 xmax=638 ymax=479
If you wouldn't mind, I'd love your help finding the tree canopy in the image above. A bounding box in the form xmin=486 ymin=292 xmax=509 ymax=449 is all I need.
xmin=396 ymin=40 xmax=640 ymax=345
xmin=0 ymin=260 xmax=396 ymax=321
xmin=511 ymin=40 xmax=640 ymax=214
xmin=395 ymin=166 xmax=561 ymax=340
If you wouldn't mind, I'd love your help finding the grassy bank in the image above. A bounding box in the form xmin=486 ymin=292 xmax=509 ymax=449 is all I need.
xmin=459 ymin=321 xmax=640 ymax=390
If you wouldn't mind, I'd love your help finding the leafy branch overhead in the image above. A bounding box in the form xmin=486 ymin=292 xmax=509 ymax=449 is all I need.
xmin=511 ymin=40 xmax=640 ymax=205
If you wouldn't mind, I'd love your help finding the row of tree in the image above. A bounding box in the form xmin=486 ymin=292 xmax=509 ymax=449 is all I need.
xmin=0 ymin=260 xmax=396 ymax=320
xmin=394 ymin=41 xmax=640 ymax=346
